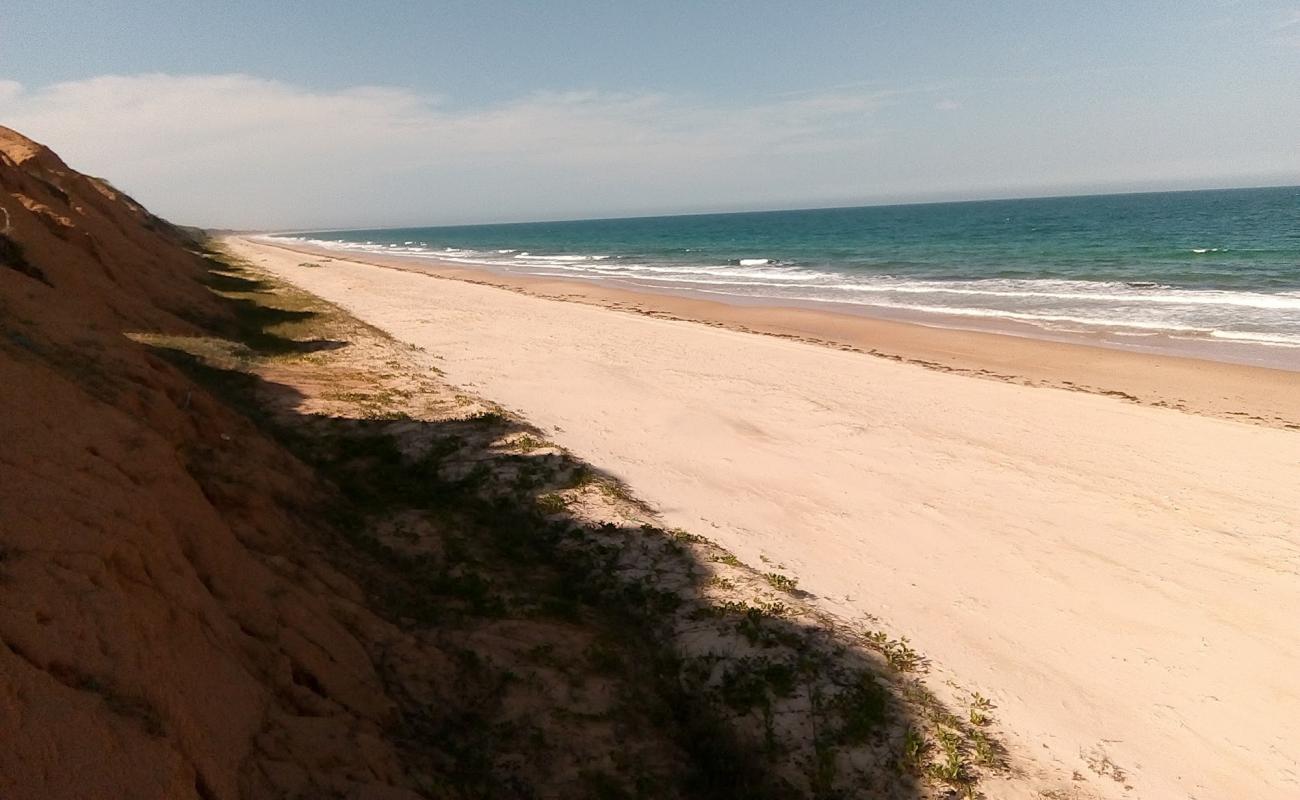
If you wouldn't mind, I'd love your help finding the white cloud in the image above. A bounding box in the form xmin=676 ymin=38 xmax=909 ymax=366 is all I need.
xmin=934 ymin=99 xmax=962 ymax=111
xmin=0 ymin=74 xmax=908 ymax=228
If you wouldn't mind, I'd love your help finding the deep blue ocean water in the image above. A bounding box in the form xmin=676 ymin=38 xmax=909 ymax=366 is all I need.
xmin=274 ymin=186 xmax=1300 ymax=355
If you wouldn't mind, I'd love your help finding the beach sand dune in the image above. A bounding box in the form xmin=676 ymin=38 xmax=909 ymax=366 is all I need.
xmin=234 ymin=236 xmax=1300 ymax=800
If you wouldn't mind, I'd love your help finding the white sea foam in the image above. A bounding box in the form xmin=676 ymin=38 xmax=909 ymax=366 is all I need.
xmin=831 ymin=280 xmax=1300 ymax=311
xmin=1206 ymin=330 xmax=1300 ymax=347
xmin=777 ymin=296 xmax=1210 ymax=332
xmin=515 ymin=253 xmax=596 ymax=262
xmin=633 ymin=264 xmax=824 ymax=281
xmin=264 ymin=235 xmax=1300 ymax=354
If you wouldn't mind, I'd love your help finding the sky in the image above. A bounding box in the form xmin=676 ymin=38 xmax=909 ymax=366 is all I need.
xmin=1 ymin=1 xmax=1298 ymax=229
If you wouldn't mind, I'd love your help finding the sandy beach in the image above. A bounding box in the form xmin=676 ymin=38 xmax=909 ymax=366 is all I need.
xmin=250 ymin=237 xmax=1300 ymax=432
xmin=231 ymin=235 xmax=1300 ymax=799
xmin=8 ymin=3 xmax=1297 ymax=796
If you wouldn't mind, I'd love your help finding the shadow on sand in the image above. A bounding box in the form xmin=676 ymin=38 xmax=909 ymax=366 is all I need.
xmin=142 ymin=250 xmax=1001 ymax=799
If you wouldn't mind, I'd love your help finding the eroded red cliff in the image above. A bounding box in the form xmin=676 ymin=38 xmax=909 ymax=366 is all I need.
xmin=0 ymin=127 xmax=423 ymax=799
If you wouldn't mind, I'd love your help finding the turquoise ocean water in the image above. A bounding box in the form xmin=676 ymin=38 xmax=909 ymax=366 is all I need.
xmin=274 ymin=187 xmax=1300 ymax=365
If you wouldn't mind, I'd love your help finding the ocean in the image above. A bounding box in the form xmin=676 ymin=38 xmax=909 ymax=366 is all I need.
xmin=273 ymin=186 xmax=1300 ymax=366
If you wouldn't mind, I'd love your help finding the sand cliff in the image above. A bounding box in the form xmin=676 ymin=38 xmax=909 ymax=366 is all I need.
xmin=0 ymin=128 xmax=440 ymax=799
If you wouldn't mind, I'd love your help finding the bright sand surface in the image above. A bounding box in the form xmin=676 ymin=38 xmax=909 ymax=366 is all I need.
xmin=231 ymin=236 xmax=1300 ymax=799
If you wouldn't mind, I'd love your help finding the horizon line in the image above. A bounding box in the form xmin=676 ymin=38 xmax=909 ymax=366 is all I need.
xmin=244 ymin=181 xmax=1300 ymax=237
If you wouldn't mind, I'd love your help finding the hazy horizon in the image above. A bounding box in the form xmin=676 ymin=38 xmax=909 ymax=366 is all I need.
xmin=266 ymin=182 xmax=1300 ymax=234
xmin=3 ymin=1 xmax=1298 ymax=229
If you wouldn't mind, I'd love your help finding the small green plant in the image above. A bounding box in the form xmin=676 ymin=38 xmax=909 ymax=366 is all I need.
xmin=669 ymin=528 xmax=708 ymax=544
xmin=512 ymin=433 xmax=546 ymax=452
xmin=763 ymin=572 xmax=799 ymax=593
xmin=927 ymin=728 xmax=968 ymax=785
xmin=597 ymin=479 xmax=636 ymax=505
xmin=755 ymin=600 xmax=791 ymax=617
xmin=970 ymin=729 xmax=1004 ymax=769
xmin=715 ymin=600 xmax=753 ymax=615
xmin=882 ymin=637 xmax=922 ymax=672
xmin=469 ymin=409 xmax=511 ymax=426
xmin=902 ymin=727 xmax=927 ymax=768
xmin=566 ymin=464 xmax=595 ymax=487
xmin=535 ymin=493 xmax=569 ymax=515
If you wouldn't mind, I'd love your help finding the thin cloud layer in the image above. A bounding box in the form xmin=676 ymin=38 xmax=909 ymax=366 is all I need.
xmin=0 ymin=74 xmax=910 ymax=227
xmin=1 ymin=72 xmax=1296 ymax=229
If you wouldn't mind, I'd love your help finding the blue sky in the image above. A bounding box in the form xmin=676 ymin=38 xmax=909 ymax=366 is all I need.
xmin=1 ymin=1 xmax=1297 ymax=228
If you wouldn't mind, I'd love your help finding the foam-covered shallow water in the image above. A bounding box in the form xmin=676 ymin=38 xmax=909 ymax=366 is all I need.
xmin=269 ymin=187 xmax=1300 ymax=366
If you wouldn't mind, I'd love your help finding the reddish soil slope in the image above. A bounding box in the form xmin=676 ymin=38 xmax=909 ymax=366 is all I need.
xmin=0 ymin=127 xmax=424 ymax=799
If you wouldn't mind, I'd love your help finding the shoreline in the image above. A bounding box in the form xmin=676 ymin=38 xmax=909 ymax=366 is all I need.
xmin=248 ymin=236 xmax=1300 ymax=431
xmin=260 ymin=233 xmax=1300 ymax=373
